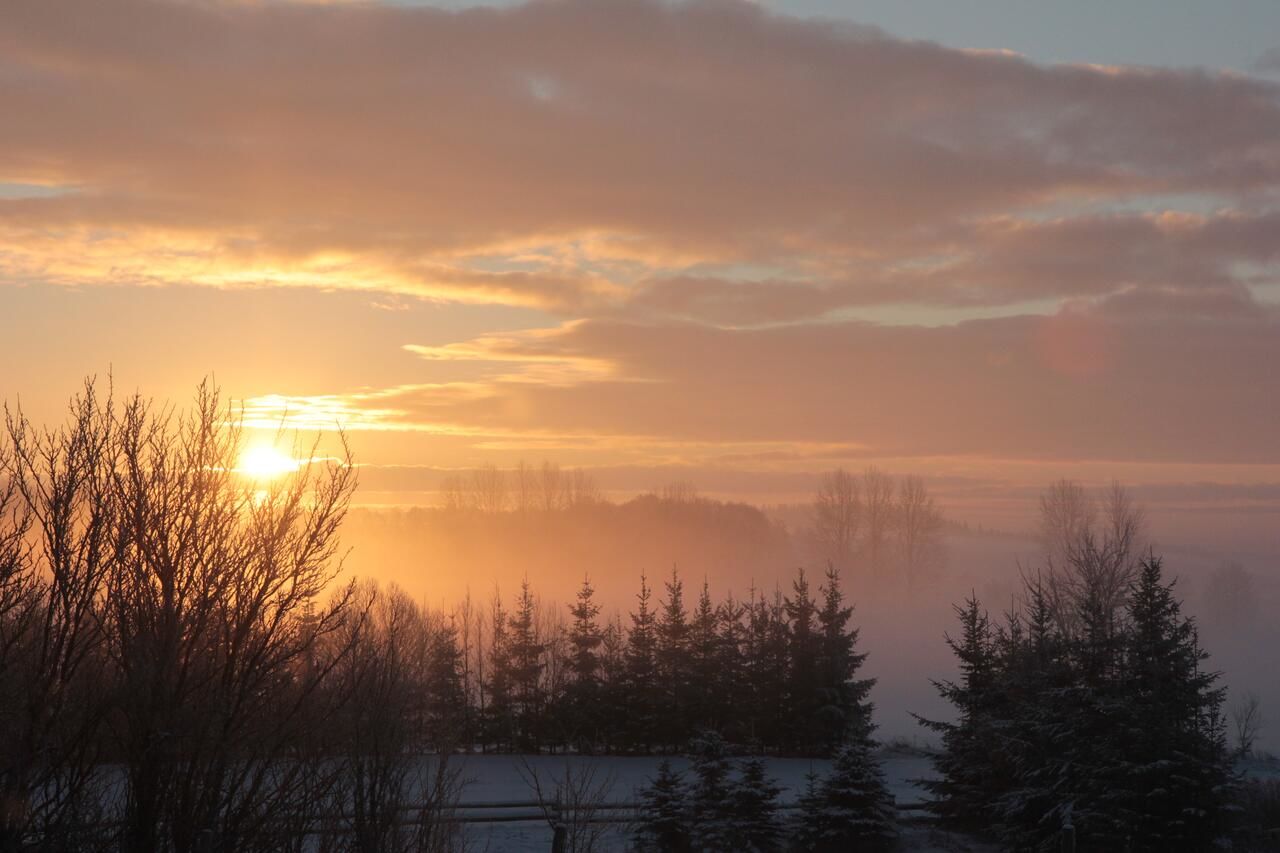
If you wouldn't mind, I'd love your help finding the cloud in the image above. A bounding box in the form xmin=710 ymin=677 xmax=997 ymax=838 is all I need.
xmin=1 ymin=0 xmax=1279 ymax=316
xmin=5 ymin=0 xmax=1280 ymax=477
xmin=245 ymin=299 xmax=1280 ymax=465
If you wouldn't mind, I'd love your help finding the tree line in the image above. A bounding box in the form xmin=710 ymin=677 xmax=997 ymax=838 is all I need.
xmin=455 ymin=563 xmax=873 ymax=757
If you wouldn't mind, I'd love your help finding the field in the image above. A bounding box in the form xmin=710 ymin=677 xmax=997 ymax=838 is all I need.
xmin=449 ymin=750 xmax=996 ymax=852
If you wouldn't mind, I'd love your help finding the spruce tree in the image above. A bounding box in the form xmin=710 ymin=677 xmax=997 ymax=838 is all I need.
xmin=689 ymin=580 xmax=721 ymax=734
xmin=814 ymin=565 xmax=873 ymax=755
xmin=485 ymin=593 xmax=513 ymax=751
xmin=784 ymin=569 xmax=822 ymax=754
xmin=637 ymin=759 xmax=690 ymax=852
xmin=715 ymin=594 xmax=748 ymax=744
xmin=423 ymin=617 xmax=468 ymax=747
xmin=507 ymin=579 xmax=545 ymax=751
xmin=625 ymin=573 xmax=660 ymax=752
xmin=728 ymin=757 xmax=782 ymax=852
xmin=790 ymin=770 xmax=827 ymax=853
xmin=809 ymin=739 xmax=897 ymax=851
xmin=566 ymin=575 xmax=603 ymax=750
xmin=657 ymin=569 xmax=691 ymax=748
xmin=1107 ymin=558 xmax=1231 ymax=850
xmin=916 ymin=594 xmax=1002 ymax=830
xmin=686 ymin=731 xmax=735 ymax=852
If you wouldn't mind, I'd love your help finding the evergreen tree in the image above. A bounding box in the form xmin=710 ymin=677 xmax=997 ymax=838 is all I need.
xmin=784 ymin=569 xmax=821 ymax=753
xmin=1097 ymin=558 xmax=1231 ymax=850
xmin=484 ymin=592 xmax=513 ymax=751
xmin=688 ymin=580 xmax=721 ymax=734
xmin=597 ymin=613 xmax=627 ymax=752
xmin=728 ymin=757 xmax=782 ymax=852
xmin=925 ymin=559 xmax=1234 ymax=851
xmin=508 ymin=579 xmax=545 ymax=751
xmin=625 ymin=573 xmax=660 ymax=751
xmin=566 ymin=575 xmax=603 ymax=750
xmin=637 ymin=759 xmax=690 ymax=852
xmin=686 ymin=731 xmax=735 ymax=852
xmin=814 ymin=565 xmax=873 ymax=755
xmin=657 ymin=569 xmax=691 ymax=748
xmin=715 ymin=594 xmax=748 ymax=744
xmin=807 ymin=739 xmax=897 ymax=851
xmin=790 ymin=770 xmax=827 ymax=853
xmin=423 ymin=617 xmax=468 ymax=747
xmin=916 ymin=594 xmax=1003 ymax=830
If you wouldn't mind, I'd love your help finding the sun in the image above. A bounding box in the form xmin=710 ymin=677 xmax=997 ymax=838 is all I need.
xmin=238 ymin=445 xmax=300 ymax=480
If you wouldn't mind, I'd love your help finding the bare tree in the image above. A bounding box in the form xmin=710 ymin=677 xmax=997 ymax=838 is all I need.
xmin=439 ymin=473 xmax=467 ymax=511
xmin=812 ymin=469 xmax=861 ymax=571
xmin=0 ymin=381 xmax=116 ymax=849
xmin=102 ymin=382 xmax=358 ymax=853
xmin=1203 ymin=561 xmax=1257 ymax=629
xmin=564 ymin=469 xmax=602 ymax=509
xmin=514 ymin=460 xmax=535 ymax=514
xmin=1039 ymin=479 xmax=1097 ymax=569
xmin=1233 ymin=693 xmax=1264 ymax=760
xmin=327 ymin=582 xmax=472 ymax=853
xmin=517 ymin=757 xmax=619 ymax=853
xmin=539 ymin=461 xmax=566 ymax=512
xmin=469 ymin=464 xmax=509 ymax=513
xmin=894 ymin=476 xmax=945 ymax=590
xmin=1038 ymin=480 xmax=1147 ymax=636
xmin=861 ymin=467 xmax=895 ymax=580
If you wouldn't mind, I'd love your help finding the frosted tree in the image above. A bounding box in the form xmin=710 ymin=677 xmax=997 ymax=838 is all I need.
xmin=636 ymin=759 xmax=689 ymax=852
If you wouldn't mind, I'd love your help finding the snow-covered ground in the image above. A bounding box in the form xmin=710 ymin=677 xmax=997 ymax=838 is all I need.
xmin=449 ymin=750 xmax=995 ymax=852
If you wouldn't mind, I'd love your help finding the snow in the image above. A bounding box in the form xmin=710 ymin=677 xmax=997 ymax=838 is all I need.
xmin=447 ymin=751 xmax=993 ymax=851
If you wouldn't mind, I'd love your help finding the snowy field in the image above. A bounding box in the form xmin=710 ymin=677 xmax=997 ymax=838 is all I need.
xmin=448 ymin=751 xmax=996 ymax=852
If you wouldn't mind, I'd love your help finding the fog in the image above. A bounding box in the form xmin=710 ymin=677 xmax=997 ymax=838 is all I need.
xmin=340 ymin=486 xmax=1280 ymax=753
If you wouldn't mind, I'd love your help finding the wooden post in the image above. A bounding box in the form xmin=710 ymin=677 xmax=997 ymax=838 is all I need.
xmin=551 ymin=823 xmax=567 ymax=853
xmin=1060 ymin=823 xmax=1076 ymax=853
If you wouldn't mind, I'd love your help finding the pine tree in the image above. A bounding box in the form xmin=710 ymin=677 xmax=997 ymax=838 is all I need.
xmin=597 ymin=613 xmax=627 ymax=752
xmin=484 ymin=592 xmax=513 ymax=751
xmin=784 ymin=569 xmax=822 ymax=753
xmin=508 ymin=579 xmax=545 ymax=751
xmin=1103 ymin=558 xmax=1231 ymax=850
xmin=916 ymin=594 xmax=1003 ymax=830
xmin=926 ymin=558 xmax=1235 ymax=851
xmin=790 ymin=770 xmax=827 ymax=852
xmin=688 ymin=580 xmax=721 ymax=734
xmin=566 ymin=575 xmax=603 ymax=750
xmin=637 ymin=759 xmax=690 ymax=852
xmin=728 ymin=757 xmax=782 ymax=852
xmin=808 ymin=739 xmax=897 ymax=851
xmin=715 ymin=594 xmax=748 ymax=744
xmin=686 ymin=731 xmax=735 ymax=852
xmin=814 ymin=564 xmax=874 ymax=756
xmin=657 ymin=569 xmax=691 ymax=748
xmin=625 ymin=573 xmax=660 ymax=752
xmin=423 ymin=617 xmax=468 ymax=747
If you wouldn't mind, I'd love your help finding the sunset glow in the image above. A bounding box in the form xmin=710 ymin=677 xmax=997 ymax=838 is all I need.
xmin=237 ymin=445 xmax=299 ymax=481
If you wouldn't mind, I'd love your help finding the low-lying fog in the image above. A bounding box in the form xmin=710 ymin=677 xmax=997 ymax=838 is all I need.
xmin=338 ymin=481 xmax=1280 ymax=752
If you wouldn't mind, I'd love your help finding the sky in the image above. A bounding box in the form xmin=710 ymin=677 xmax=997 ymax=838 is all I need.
xmin=2 ymin=0 xmax=1279 ymax=535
